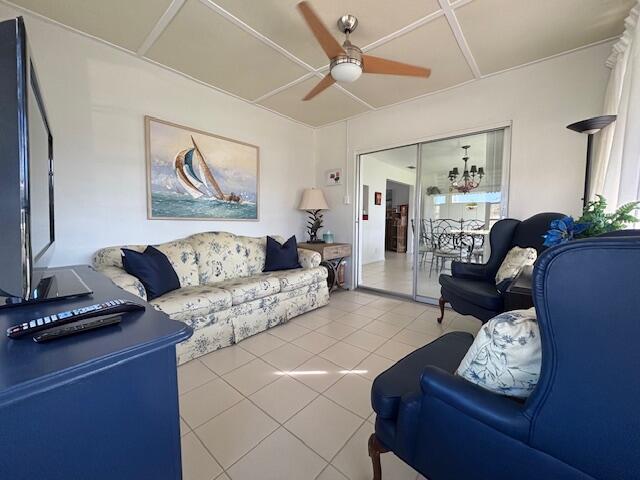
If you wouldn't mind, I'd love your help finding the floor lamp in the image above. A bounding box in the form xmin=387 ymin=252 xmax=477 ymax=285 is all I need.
xmin=567 ymin=114 xmax=616 ymax=208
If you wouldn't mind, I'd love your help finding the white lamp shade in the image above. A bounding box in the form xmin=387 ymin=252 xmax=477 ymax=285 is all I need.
xmin=331 ymin=62 xmax=362 ymax=83
xmin=299 ymin=188 xmax=329 ymax=210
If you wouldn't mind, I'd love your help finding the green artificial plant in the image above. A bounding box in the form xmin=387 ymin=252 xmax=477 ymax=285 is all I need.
xmin=578 ymin=195 xmax=640 ymax=237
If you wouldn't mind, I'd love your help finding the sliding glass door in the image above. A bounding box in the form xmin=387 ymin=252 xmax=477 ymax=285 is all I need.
xmin=356 ymin=127 xmax=509 ymax=302
xmin=358 ymin=145 xmax=418 ymax=297
xmin=415 ymin=129 xmax=506 ymax=300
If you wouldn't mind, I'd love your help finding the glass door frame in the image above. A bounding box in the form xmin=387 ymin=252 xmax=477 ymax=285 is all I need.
xmin=354 ymin=122 xmax=512 ymax=304
xmin=354 ymin=144 xmax=419 ymax=300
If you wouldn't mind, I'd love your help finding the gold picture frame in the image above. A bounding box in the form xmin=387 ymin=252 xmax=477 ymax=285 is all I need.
xmin=145 ymin=116 xmax=260 ymax=221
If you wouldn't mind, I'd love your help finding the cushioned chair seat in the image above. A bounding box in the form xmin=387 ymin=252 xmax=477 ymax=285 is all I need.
xmin=439 ymin=275 xmax=503 ymax=311
xmin=372 ymin=332 xmax=474 ymax=420
xmin=267 ymin=266 xmax=327 ymax=292
xmin=217 ymin=275 xmax=281 ymax=305
xmin=149 ymin=285 xmax=232 ymax=321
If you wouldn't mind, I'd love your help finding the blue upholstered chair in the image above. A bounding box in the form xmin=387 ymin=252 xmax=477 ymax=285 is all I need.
xmin=369 ymin=234 xmax=640 ymax=480
xmin=437 ymin=212 xmax=564 ymax=323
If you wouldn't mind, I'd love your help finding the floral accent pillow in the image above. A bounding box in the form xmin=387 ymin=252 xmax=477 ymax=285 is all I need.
xmin=456 ymin=308 xmax=541 ymax=398
xmin=495 ymin=246 xmax=537 ymax=286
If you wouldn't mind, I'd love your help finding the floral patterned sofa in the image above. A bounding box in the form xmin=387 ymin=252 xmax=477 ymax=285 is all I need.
xmin=93 ymin=232 xmax=329 ymax=364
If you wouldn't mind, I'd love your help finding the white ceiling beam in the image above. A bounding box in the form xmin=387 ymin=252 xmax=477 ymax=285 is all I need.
xmin=137 ymin=0 xmax=186 ymax=56
xmin=199 ymin=0 xmax=316 ymax=73
xmin=361 ymin=9 xmax=445 ymax=53
xmin=437 ymin=0 xmax=482 ymax=79
xmin=252 ymin=72 xmax=316 ymax=103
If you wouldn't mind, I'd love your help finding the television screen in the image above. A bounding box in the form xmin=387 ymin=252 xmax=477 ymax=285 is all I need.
xmin=28 ymin=61 xmax=54 ymax=263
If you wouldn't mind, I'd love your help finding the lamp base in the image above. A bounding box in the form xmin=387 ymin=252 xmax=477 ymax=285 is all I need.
xmin=307 ymin=239 xmax=326 ymax=244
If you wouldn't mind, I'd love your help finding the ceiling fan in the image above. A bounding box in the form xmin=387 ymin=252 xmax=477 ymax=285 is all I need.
xmin=297 ymin=1 xmax=431 ymax=101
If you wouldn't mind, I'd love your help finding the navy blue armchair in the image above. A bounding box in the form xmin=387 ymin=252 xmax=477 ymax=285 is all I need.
xmin=437 ymin=212 xmax=564 ymax=323
xmin=369 ymin=234 xmax=640 ymax=480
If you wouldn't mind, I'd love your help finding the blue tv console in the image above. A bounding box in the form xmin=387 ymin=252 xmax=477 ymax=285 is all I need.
xmin=0 ymin=266 xmax=192 ymax=479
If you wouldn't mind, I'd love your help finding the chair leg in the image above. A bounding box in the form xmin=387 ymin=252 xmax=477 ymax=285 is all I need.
xmin=437 ymin=296 xmax=446 ymax=324
xmin=368 ymin=433 xmax=389 ymax=480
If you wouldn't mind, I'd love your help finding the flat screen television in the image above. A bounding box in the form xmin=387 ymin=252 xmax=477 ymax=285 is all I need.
xmin=0 ymin=17 xmax=90 ymax=306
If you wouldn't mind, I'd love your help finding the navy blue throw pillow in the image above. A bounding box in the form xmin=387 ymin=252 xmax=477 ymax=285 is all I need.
xmin=263 ymin=236 xmax=302 ymax=272
xmin=121 ymin=246 xmax=180 ymax=300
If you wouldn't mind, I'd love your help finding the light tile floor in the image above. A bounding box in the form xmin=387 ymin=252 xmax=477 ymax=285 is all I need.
xmin=361 ymin=251 xmax=449 ymax=299
xmin=178 ymin=289 xmax=481 ymax=480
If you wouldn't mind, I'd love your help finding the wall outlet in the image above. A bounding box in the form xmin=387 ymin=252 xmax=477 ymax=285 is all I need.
xmin=343 ymin=194 xmax=350 ymax=204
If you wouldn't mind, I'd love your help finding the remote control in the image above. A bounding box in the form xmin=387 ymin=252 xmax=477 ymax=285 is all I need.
xmin=6 ymin=299 xmax=145 ymax=339
xmin=33 ymin=314 xmax=122 ymax=343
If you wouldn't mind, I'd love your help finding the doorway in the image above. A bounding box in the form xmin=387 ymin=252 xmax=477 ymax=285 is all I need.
xmin=356 ymin=127 xmax=510 ymax=302
xmin=358 ymin=145 xmax=417 ymax=296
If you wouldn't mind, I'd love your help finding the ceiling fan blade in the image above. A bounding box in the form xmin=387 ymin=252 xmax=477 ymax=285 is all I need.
xmin=303 ymin=74 xmax=335 ymax=101
xmin=297 ymin=1 xmax=345 ymax=60
xmin=362 ymin=54 xmax=431 ymax=78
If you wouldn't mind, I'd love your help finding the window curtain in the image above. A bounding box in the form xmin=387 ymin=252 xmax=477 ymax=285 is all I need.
xmin=591 ymin=1 xmax=640 ymax=209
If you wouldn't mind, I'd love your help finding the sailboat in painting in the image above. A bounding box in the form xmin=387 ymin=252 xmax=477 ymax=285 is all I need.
xmin=174 ymin=136 xmax=242 ymax=203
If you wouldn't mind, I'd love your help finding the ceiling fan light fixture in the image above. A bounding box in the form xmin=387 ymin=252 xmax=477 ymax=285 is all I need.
xmin=330 ymin=57 xmax=362 ymax=83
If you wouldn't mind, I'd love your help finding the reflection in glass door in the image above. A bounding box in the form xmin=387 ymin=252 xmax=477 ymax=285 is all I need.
xmin=358 ymin=145 xmax=418 ymax=297
xmin=415 ymin=129 xmax=507 ymax=300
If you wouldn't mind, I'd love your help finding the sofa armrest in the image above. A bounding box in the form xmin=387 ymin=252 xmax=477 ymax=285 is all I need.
xmin=298 ymin=249 xmax=321 ymax=268
xmin=451 ymin=261 xmax=489 ymax=281
xmin=97 ymin=266 xmax=147 ymax=301
xmin=420 ymin=366 xmax=529 ymax=441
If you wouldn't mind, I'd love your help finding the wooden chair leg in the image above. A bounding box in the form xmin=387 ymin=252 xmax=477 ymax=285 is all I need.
xmin=437 ymin=296 xmax=446 ymax=324
xmin=368 ymin=433 xmax=389 ymax=480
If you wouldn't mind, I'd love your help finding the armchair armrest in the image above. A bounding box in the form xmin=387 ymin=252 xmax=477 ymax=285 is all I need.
xmin=97 ymin=266 xmax=147 ymax=301
xmin=420 ymin=366 xmax=529 ymax=441
xmin=451 ymin=261 xmax=489 ymax=281
xmin=298 ymin=248 xmax=321 ymax=268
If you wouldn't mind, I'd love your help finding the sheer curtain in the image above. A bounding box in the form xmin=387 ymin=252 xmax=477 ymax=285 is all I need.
xmin=592 ymin=1 xmax=640 ymax=209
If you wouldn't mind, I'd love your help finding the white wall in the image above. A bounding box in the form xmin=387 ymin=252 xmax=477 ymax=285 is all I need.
xmin=315 ymin=42 xmax=611 ymax=287
xmin=0 ymin=5 xmax=316 ymax=266
xmin=359 ymin=158 xmax=415 ymax=265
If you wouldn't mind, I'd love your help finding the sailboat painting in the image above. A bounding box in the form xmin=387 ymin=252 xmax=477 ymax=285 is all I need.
xmin=145 ymin=116 xmax=259 ymax=220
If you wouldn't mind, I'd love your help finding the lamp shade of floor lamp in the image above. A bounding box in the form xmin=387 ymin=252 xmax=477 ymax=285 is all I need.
xmin=567 ymin=115 xmax=616 ymax=207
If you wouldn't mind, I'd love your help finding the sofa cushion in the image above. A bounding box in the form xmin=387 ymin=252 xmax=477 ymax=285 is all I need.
xmin=149 ymin=285 xmax=232 ymax=321
xmin=440 ymin=275 xmax=503 ymax=311
xmin=217 ymin=275 xmax=281 ymax=305
xmin=154 ymin=239 xmax=200 ymax=287
xmin=188 ymin=232 xmax=249 ymax=284
xmin=122 ymin=246 xmax=181 ymax=300
xmin=93 ymin=239 xmax=199 ymax=288
xmin=457 ymin=308 xmax=541 ymax=398
xmin=243 ymin=235 xmax=284 ymax=275
xmin=263 ymin=236 xmax=302 ymax=272
xmin=372 ymin=332 xmax=474 ymax=420
xmin=268 ymin=266 xmax=327 ymax=292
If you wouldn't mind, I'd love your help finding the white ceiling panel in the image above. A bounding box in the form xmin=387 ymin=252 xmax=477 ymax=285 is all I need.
xmin=9 ymin=0 xmax=173 ymax=51
xmin=342 ymin=17 xmax=474 ymax=108
xmin=146 ymin=0 xmax=308 ymax=101
xmin=259 ymin=77 xmax=369 ymax=126
xmin=456 ymin=0 xmax=634 ymax=75
xmin=212 ymin=0 xmax=441 ymax=69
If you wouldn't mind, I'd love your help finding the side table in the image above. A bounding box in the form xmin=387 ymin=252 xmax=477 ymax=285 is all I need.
xmin=504 ymin=265 xmax=534 ymax=311
xmin=298 ymin=242 xmax=352 ymax=291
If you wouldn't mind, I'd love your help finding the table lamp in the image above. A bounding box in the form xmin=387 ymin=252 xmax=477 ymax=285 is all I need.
xmin=299 ymin=188 xmax=330 ymax=243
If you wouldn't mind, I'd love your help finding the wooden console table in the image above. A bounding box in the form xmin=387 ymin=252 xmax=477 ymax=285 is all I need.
xmin=299 ymin=242 xmax=351 ymax=290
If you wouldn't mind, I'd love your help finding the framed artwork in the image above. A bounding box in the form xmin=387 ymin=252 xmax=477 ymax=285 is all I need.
xmin=145 ymin=116 xmax=259 ymax=220
xmin=326 ymin=168 xmax=343 ymax=186
xmin=374 ymin=192 xmax=382 ymax=205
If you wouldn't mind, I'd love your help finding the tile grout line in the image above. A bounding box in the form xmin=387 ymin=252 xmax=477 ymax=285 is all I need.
xmin=181 ymin=292 xmax=465 ymax=478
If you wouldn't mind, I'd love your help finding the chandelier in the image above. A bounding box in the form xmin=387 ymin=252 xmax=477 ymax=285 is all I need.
xmin=448 ymin=145 xmax=484 ymax=194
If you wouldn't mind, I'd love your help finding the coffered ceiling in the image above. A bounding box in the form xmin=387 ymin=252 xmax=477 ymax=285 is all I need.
xmin=5 ymin=0 xmax=633 ymax=127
